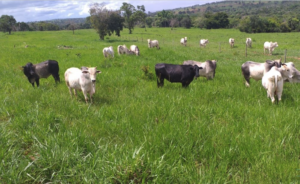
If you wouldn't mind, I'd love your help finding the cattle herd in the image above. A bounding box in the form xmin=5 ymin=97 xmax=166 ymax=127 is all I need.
xmin=21 ymin=37 xmax=300 ymax=104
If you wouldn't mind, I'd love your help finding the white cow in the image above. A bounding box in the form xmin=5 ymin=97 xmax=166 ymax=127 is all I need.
xmin=246 ymin=38 xmax=252 ymax=48
xmin=147 ymin=39 xmax=160 ymax=49
xmin=103 ymin=46 xmax=114 ymax=58
xmin=284 ymin=62 xmax=300 ymax=83
xmin=200 ymin=39 xmax=209 ymax=48
xmin=241 ymin=59 xmax=282 ymax=87
xmin=129 ymin=45 xmax=140 ymax=56
xmin=183 ymin=60 xmax=217 ymax=80
xmin=264 ymin=41 xmax=278 ymax=55
xmin=261 ymin=65 xmax=292 ymax=104
xmin=180 ymin=37 xmax=187 ymax=46
xmin=229 ymin=38 xmax=235 ymax=48
xmin=64 ymin=67 xmax=101 ymax=103
xmin=117 ymin=45 xmax=129 ymax=55
xmin=262 ymin=66 xmax=283 ymax=103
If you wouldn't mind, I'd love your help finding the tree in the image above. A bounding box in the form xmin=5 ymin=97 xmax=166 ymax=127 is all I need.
xmin=89 ymin=3 xmax=124 ymax=40
xmin=120 ymin=2 xmax=136 ymax=34
xmin=145 ymin=17 xmax=153 ymax=28
xmin=134 ymin=5 xmax=147 ymax=30
xmin=67 ymin=23 xmax=78 ymax=34
xmin=0 ymin=15 xmax=16 ymax=34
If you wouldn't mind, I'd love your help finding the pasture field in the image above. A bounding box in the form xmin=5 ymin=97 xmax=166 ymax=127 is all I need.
xmin=0 ymin=28 xmax=300 ymax=183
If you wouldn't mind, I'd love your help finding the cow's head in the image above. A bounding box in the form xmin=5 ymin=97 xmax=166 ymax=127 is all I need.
xmin=22 ymin=62 xmax=35 ymax=77
xmin=193 ymin=65 xmax=203 ymax=78
xmin=281 ymin=64 xmax=293 ymax=81
xmin=86 ymin=67 xmax=101 ymax=83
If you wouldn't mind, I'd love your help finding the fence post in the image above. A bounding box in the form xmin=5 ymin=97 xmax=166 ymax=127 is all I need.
xmin=285 ymin=49 xmax=287 ymax=63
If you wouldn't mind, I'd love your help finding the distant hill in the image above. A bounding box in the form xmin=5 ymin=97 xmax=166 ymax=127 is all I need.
xmin=152 ymin=0 xmax=300 ymax=20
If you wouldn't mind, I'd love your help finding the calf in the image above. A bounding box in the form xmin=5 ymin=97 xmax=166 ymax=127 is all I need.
xmin=22 ymin=60 xmax=60 ymax=87
xmin=103 ymin=46 xmax=114 ymax=58
xmin=241 ymin=59 xmax=282 ymax=87
xmin=264 ymin=41 xmax=278 ymax=55
xmin=262 ymin=66 xmax=286 ymax=103
xmin=229 ymin=38 xmax=235 ymax=48
xmin=200 ymin=39 xmax=209 ymax=48
xmin=183 ymin=60 xmax=217 ymax=80
xmin=117 ymin=45 xmax=129 ymax=55
xmin=130 ymin=45 xmax=140 ymax=56
xmin=246 ymin=38 xmax=252 ymax=48
xmin=147 ymin=39 xmax=160 ymax=49
xmin=64 ymin=67 xmax=101 ymax=103
xmin=155 ymin=63 xmax=203 ymax=88
xmin=180 ymin=37 xmax=187 ymax=46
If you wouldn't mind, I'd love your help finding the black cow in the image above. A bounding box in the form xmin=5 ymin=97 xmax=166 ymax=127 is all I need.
xmin=22 ymin=60 xmax=60 ymax=87
xmin=155 ymin=63 xmax=203 ymax=88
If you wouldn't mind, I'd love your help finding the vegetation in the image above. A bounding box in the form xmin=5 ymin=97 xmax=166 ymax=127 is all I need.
xmin=89 ymin=3 xmax=124 ymax=40
xmin=0 ymin=15 xmax=16 ymax=34
xmin=0 ymin=27 xmax=300 ymax=183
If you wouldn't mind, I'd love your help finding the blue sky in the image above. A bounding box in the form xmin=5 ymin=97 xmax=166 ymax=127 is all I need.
xmin=0 ymin=0 xmax=223 ymax=22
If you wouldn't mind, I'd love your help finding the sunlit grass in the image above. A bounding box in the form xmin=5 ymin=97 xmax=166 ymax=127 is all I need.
xmin=0 ymin=28 xmax=300 ymax=183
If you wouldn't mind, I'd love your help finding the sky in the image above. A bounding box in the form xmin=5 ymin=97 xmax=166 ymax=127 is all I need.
xmin=0 ymin=0 xmax=223 ymax=22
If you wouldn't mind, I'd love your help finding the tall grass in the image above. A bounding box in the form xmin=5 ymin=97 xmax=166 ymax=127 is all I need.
xmin=0 ymin=28 xmax=300 ymax=183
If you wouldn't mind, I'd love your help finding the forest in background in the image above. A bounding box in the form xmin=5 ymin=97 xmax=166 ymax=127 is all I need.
xmin=1 ymin=1 xmax=300 ymax=33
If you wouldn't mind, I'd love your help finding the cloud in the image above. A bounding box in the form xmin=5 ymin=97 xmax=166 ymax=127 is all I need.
xmin=0 ymin=0 xmax=223 ymax=22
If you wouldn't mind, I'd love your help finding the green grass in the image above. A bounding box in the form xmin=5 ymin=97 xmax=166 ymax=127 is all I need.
xmin=0 ymin=28 xmax=300 ymax=183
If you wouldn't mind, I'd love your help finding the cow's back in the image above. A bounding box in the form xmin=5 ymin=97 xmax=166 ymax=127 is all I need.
xmin=35 ymin=60 xmax=59 ymax=78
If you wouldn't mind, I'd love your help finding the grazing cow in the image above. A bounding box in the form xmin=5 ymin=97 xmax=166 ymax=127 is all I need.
xmin=155 ymin=63 xmax=203 ymax=88
xmin=117 ymin=45 xmax=129 ymax=55
xmin=246 ymin=38 xmax=252 ymax=48
xmin=147 ymin=39 xmax=160 ymax=49
xmin=22 ymin=60 xmax=60 ymax=87
xmin=262 ymin=66 xmax=284 ymax=103
xmin=180 ymin=37 xmax=187 ymax=46
xmin=284 ymin=62 xmax=300 ymax=83
xmin=241 ymin=59 xmax=282 ymax=87
xmin=264 ymin=41 xmax=278 ymax=55
xmin=183 ymin=60 xmax=217 ymax=80
xmin=129 ymin=45 xmax=140 ymax=56
xmin=103 ymin=46 xmax=114 ymax=58
xmin=229 ymin=38 xmax=235 ymax=48
xmin=200 ymin=39 xmax=209 ymax=48
xmin=64 ymin=67 xmax=101 ymax=103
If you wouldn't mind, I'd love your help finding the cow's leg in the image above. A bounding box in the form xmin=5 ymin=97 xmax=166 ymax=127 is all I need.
xmin=74 ymin=89 xmax=77 ymax=97
xmin=52 ymin=73 xmax=60 ymax=83
xmin=36 ymin=79 xmax=40 ymax=87
xmin=68 ymin=87 xmax=73 ymax=97
xmin=31 ymin=82 xmax=35 ymax=87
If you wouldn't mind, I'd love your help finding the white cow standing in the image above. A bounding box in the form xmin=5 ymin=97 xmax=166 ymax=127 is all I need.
xmin=246 ymin=38 xmax=252 ymax=48
xmin=103 ymin=46 xmax=114 ymax=58
xmin=129 ymin=45 xmax=140 ymax=56
xmin=64 ymin=67 xmax=101 ymax=103
xmin=180 ymin=37 xmax=187 ymax=46
xmin=229 ymin=38 xmax=235 ymax=48
xmin=147 ymin=39 xmax=160 ymax=49
xmin=262 ymin=65 xmax=293 ymax=103
xmin=117 ymin=45 xmax=129 ymax=55
xmin=264 ymin=41 xmax=278 ymax=55
xmin=200 ymin=39 xmax=209 ymax=48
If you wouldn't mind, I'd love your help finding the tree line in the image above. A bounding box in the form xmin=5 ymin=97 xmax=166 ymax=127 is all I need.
xmin=1 ymin=1 xmax=300 ymax=36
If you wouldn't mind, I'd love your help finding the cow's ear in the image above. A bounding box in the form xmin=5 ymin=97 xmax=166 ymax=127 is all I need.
xmin=96 ymin=70 xmax=101 ymax=73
